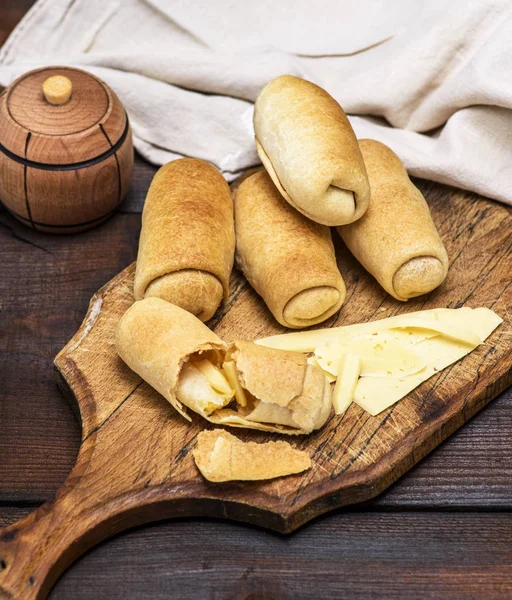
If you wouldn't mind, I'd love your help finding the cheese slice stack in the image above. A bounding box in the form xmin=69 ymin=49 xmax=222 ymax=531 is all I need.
xmin=256 ymin=307 xmax=502 ymax=416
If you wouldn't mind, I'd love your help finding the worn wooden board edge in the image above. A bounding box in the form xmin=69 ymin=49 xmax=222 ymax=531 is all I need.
xmin=52 ymin=263 xmax=512 ymax=533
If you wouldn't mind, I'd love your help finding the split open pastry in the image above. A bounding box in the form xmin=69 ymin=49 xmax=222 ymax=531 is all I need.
xmin=253 ymin=75 xmax=370 ymax=226
xmin=116 ymin=298 xmax=332 ymax=434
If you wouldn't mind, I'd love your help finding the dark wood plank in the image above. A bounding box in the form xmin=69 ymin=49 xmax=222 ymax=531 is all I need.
xmin=43 ymin=512 xmax=511 ymax=599
xmin=1 ymin=507 xmax=512 ymax=598
xmin=376 ymin=390 xmax=512 ymax=508
xmin=0 ymin=509 xmax=31 ymax=530
xmin=0 ymin=211 xmax=140 ymax=502
xmin=0 ymin=1 xmax=36 ymax=47
xmin=0 ymin=159 xmax=149 ymax=503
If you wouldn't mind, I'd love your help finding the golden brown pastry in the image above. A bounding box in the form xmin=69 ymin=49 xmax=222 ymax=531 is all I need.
xmin=193 ymin=429 xmax=311 ymax=482
xmin=234 ymin=171 xmax=346 ymax=328
xmin=253 ymin=75 xmax=370 ymax=226
xmin=133 ymin=158 xmax=235 ymax=321
xmin=116 ymin=298 xmax=332 ymax=434
xmin=338 ymin=139 xmax=449 ymax=301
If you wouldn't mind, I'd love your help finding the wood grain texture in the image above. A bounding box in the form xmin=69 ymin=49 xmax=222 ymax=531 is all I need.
xmin=0 ymin=67 xmax=121 ymax=162
xmin=8 ymin=69 xmax=108 ymax=135
xmin=0 ymin=165 xmax=510 ymax=598
xmin=48 ymin=513 xmax=512 ymax=600
xmin=1 ymin=507 xmax=512 ymax=599
xmin=0 ymin=67 xmax=133 ymax=232
xmin=0 ymin=211 xmax=141 ymax=505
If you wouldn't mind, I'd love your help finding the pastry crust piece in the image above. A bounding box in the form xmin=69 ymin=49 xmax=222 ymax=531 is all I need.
xmin=134 ymin=158 xmax=235 ymax=321
xmin=116 ymin=298 xmax=332 ymax=434
xmin=193 ymin=429 xmax=311 ymax=482
xmin=338 ymin=139 xmax=449 ymax=301
xmin=235 ymin=171 xmax=346 ymax=329
xmin=254 ymin=75 xmax=370 ymax=226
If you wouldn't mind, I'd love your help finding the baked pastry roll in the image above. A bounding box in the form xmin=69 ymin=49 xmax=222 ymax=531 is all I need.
xmin=338 ymin=139 xmax=449 ymax=301
xmin=235 ymin=171 xmax=346 ymax=329
xmin=253 ymin=75 xmax=370 ymax=226
xmin=116 ymin=298 xmax=332 ymax=434
xmin=134 ymin=158 xmax=235 ymax=321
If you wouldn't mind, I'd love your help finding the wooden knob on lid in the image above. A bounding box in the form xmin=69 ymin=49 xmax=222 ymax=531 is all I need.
xmin=42 ymin=75 xmax=72 ymax=105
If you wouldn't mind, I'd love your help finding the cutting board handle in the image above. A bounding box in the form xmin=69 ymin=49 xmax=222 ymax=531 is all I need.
xmin=0 ymin=466 xmax=108 ymax=600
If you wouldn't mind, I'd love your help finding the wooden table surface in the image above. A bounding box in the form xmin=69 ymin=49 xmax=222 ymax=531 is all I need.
xmin=1 ymin=4 xmax=512 ymax=598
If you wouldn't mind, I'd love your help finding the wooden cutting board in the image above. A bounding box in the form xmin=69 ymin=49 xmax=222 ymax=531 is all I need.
xmin=0 ymin=180 xmax=511 ymax=600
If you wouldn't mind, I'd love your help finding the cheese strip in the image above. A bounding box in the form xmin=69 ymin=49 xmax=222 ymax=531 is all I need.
xmin=193 ymin=429 xmax=311 ymax=482
xmin=176 ymin=363 xmax=233 ymax=417
xmin=332 ymin=354 xmax=361 ymax=415
xmin=257 ymin=307 xmax=497 ymax=351
xmin=193 ymin=359 xmax=233 ymax=397
xmin=307 ymin=355 xmax=336 ymax=383
xmin=222 ymin=360 xmax=248 ymax=407
xmin=388 ymin=316 xmax=480 ymax=347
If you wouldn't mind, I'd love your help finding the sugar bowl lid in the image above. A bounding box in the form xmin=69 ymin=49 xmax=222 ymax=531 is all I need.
xmin=0 ymin=66 xmax=128 ymax=166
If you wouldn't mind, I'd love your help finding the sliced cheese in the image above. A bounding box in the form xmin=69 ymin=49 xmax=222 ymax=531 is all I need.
xmin=435 ymin=307 xmax=503 ymax=342
xmin=256 ymin=328 xmax=338 ymax=353
xmin=332 ymin=354 xmax=361 ymax=415
xmin=256 ymin=307 xmax=500 ymax=352
xmin=256 ymin=307 xmax=503 ymax=419
xmin=388 ymin=316 xmax=480 ymax=346
xmin=255 ymin=311 xmax=439 ymax=351
xmin=353 ymin=311 xmax=503 ymax=416
xmin=222 ymin=360 xmax=248 ymax=407
xmin=307 ymin=355 xmax=336 ymax=383
xmin=193 ymin=359 xmax=234 ymax=397
xmin=354 ymin=369 xmax=429 ymax=416
xmin=316 ymin=332 xmax=426 ymax=378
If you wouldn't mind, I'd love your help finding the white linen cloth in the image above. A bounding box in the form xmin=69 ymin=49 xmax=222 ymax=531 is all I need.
xmin=1 ymin=0 xmax=512 ymax=210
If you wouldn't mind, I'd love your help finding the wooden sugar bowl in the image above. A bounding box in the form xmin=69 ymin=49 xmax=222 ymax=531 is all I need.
xmin=0 ymin=66 xmax=133 ymax=233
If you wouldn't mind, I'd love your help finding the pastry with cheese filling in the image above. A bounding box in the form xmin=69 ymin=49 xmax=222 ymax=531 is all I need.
xmin=235 ymin=171 xmax=345 ymax=329
xmin=337 ymin=140 xmax=449 ymax=301
xmin=253 ymin=75 xmax=370 ymax=226
xmin=116 ymin=298 xmax=332 ymax=434
xmin=134 ymin=158 xmax=235 ymax=321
